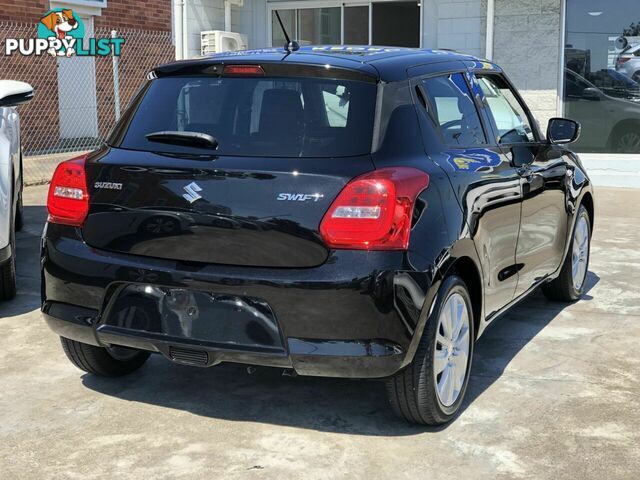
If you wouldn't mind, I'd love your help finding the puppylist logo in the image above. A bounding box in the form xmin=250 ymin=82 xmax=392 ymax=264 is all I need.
xmin=4 ymin=9 xmax=125 ymax=58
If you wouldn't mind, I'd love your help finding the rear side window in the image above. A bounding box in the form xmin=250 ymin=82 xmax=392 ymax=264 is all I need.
xmin=421 ymin=73 xmax=486 ymax=146
xmin=112 ymin=76 xmax=376 ymax=157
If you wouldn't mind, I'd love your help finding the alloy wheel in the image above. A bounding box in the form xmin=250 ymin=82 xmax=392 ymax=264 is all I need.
xmin=616 ymin=131 xmax=640 ymax=153
xmin=434 ymin=292 xmax=470 ymax=407
xmin=571 ymin=215 xmax=589 ymax=291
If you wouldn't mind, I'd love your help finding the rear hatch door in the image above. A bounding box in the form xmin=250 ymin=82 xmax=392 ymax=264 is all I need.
xmin=83 ymin=149 xmax=374 ymax=267
xmin=82 ymin=64 xmax=378 ymax=268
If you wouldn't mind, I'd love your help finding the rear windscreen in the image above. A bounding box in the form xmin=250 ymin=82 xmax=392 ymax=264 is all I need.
xmin=111 ymin=76 xmax=377 ymax=157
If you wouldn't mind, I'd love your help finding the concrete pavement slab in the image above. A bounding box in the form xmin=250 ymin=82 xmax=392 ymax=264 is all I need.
xmin=1 ymin=185 xmax=639 ymax=479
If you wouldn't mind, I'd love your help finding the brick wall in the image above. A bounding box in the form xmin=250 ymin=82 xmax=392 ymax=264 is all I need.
xmin=94 ymin=0 xmax=172 ymax=31
xmin=0 ymin=0 xmax=48 ymax=23
xmin=1 ymin=24 xmax=172 ymax=155
xmin=0 ymin=1 xmax=174 ymax=183
xmin=2 ymin=47 xmax=60 ymax=154
xmin=0 ymin=0 xmax=171 ymax=30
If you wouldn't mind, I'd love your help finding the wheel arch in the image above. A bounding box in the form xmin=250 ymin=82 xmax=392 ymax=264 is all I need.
xmin=399 ymin=244 xmax=485 ymax=370
xmin=446 ymin=256 xmax=483 ymax=340
xmin=580 ymin=191 xmax=594 ymax=233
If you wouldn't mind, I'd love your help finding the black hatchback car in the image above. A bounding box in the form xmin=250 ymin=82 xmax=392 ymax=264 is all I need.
xmin=41 ymin=46 xmax=594 ymax=425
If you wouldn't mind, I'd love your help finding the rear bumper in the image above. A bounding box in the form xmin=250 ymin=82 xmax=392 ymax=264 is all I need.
xmin=43 ymin=308 xmax=405 ymax=377
xmin=41 ymin=225 xmax=431 ymax=378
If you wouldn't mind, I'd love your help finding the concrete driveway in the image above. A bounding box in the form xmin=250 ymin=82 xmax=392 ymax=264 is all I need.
xmin=1 ymin=185 xmax=639 ymax=479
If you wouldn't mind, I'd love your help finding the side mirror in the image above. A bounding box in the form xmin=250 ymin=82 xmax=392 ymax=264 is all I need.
xmin=582 ymin=87 xmax=601 ymax=101
xmin=547 ymin=117 xmax=580 ymax=144
xmin=0 ymin=80 xmax=34 ymax=108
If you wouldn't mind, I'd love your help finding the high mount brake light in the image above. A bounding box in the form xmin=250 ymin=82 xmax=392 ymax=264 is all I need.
xmin=47 ymin=155 xmax=89 ymax=227
xmin=319 ymin=167 xmax=429 ymax=250
xmin=223 ymin=65 xmax=265 ymax=76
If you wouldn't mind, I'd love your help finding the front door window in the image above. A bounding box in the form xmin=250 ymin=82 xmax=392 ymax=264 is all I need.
xmin=477 ymin=75 xmax=536 ymax=145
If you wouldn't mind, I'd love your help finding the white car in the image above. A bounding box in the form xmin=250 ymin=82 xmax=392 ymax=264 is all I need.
xmin=615 ymin=43 xmax=640 ymax=82
xmin=0 ymin=80 xmax=33 ymax=300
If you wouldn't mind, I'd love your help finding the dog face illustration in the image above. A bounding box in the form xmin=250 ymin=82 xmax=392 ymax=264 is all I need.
xmin=40 ymin=10 xmax=78 ymax=39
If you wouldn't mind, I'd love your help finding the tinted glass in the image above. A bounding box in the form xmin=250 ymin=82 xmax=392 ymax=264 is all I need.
xmin=297 ymin=7 xmax=341 ymax=45
xmin=113 ymin=76 xmax=376 ymax=158
xmin=564 ymin=0 xmax=640 ymax=153
xmin=478 ymin=75 xmax=535 ymax=144
xmin=422 ymin=73 xmax=486 ymax=146
xmin=372 ymin=2 xmax=420 ymax=47
xmin=271 ymin=10 xmax=295 ymax=49
xmin=344 ymin=6 xmax=369 ymax=44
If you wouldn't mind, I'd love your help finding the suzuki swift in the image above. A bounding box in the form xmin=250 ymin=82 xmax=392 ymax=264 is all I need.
xmin=41 ymin=46 xmax=594 ymax=425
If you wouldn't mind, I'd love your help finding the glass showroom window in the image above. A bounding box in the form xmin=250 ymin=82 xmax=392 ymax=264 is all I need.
xmin=564 ymin=0 xmax=640 ymax=153
xmin=271 ymin=7 xmax=341 ymax=46
xmin=270 ymin=2 xmax=420 ymax=48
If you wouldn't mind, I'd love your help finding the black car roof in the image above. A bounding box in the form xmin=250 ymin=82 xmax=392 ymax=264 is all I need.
xmin=154 ymin=45 xmax=494 ymax=82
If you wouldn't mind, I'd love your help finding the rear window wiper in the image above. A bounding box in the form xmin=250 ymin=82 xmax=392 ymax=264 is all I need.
xmin=145 ymin=131 xmax=218 ymax=149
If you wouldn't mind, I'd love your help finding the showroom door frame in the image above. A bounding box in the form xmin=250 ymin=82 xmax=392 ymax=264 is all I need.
xmin=557 ymin=0 xmax=566 ymax=121
xmin=266 ymin=0 xmax=423 ymax=48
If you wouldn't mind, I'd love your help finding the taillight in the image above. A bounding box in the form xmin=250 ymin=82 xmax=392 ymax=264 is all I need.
xmin=223 ymin=65 xmax=265 ymax=76
xmin=47 ymin=155 xmax=89 ymax=227
xmin=319 ymin=167 xmax=429 ymax=250
xmin=617 ymin=56 xmax=631 ymax=65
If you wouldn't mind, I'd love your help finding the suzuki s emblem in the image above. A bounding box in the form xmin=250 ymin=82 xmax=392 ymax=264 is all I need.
xmin=182 ymin=182 xmax=203 ymax=203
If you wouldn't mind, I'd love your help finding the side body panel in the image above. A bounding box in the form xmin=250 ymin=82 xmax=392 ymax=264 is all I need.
xmin=467 ymin=64 xmax=573 ymax=298
xmin=486 ymin=151 xmax=594 ymax=324
xmin=367 ymin=73 xmax=469 ymax=364
xmin=466 ymin=63 xmax=593 ymax=322
xmin=513 ymin=146 xmax=569 ymax=295
xmin=408 ymin=62 xmax=523 ymax=322
xmin=438 ymin=149 xmax=522 ymax=319
xmin=0 ymin=106 xmax=20 ymax=253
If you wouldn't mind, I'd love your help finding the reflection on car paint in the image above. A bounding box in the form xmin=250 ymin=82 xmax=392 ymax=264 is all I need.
xmin=104 ymin=285 xmax=284 ymax=350
xmin=444 ymin=148 xmax=502 ymax=172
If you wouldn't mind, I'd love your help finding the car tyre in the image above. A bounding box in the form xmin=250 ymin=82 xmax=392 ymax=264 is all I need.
xmin=15 ymin=190 xmax=23 ymax=232
xmin=542 ymin=204 xmax=591 ymax=302
xmin=60 ymin=337 xmax=151 ymax=377
xmin=612 ymin=125 xmax=640 ymax=153
xmin=385 ymin=275 xmax=474 ymax=425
